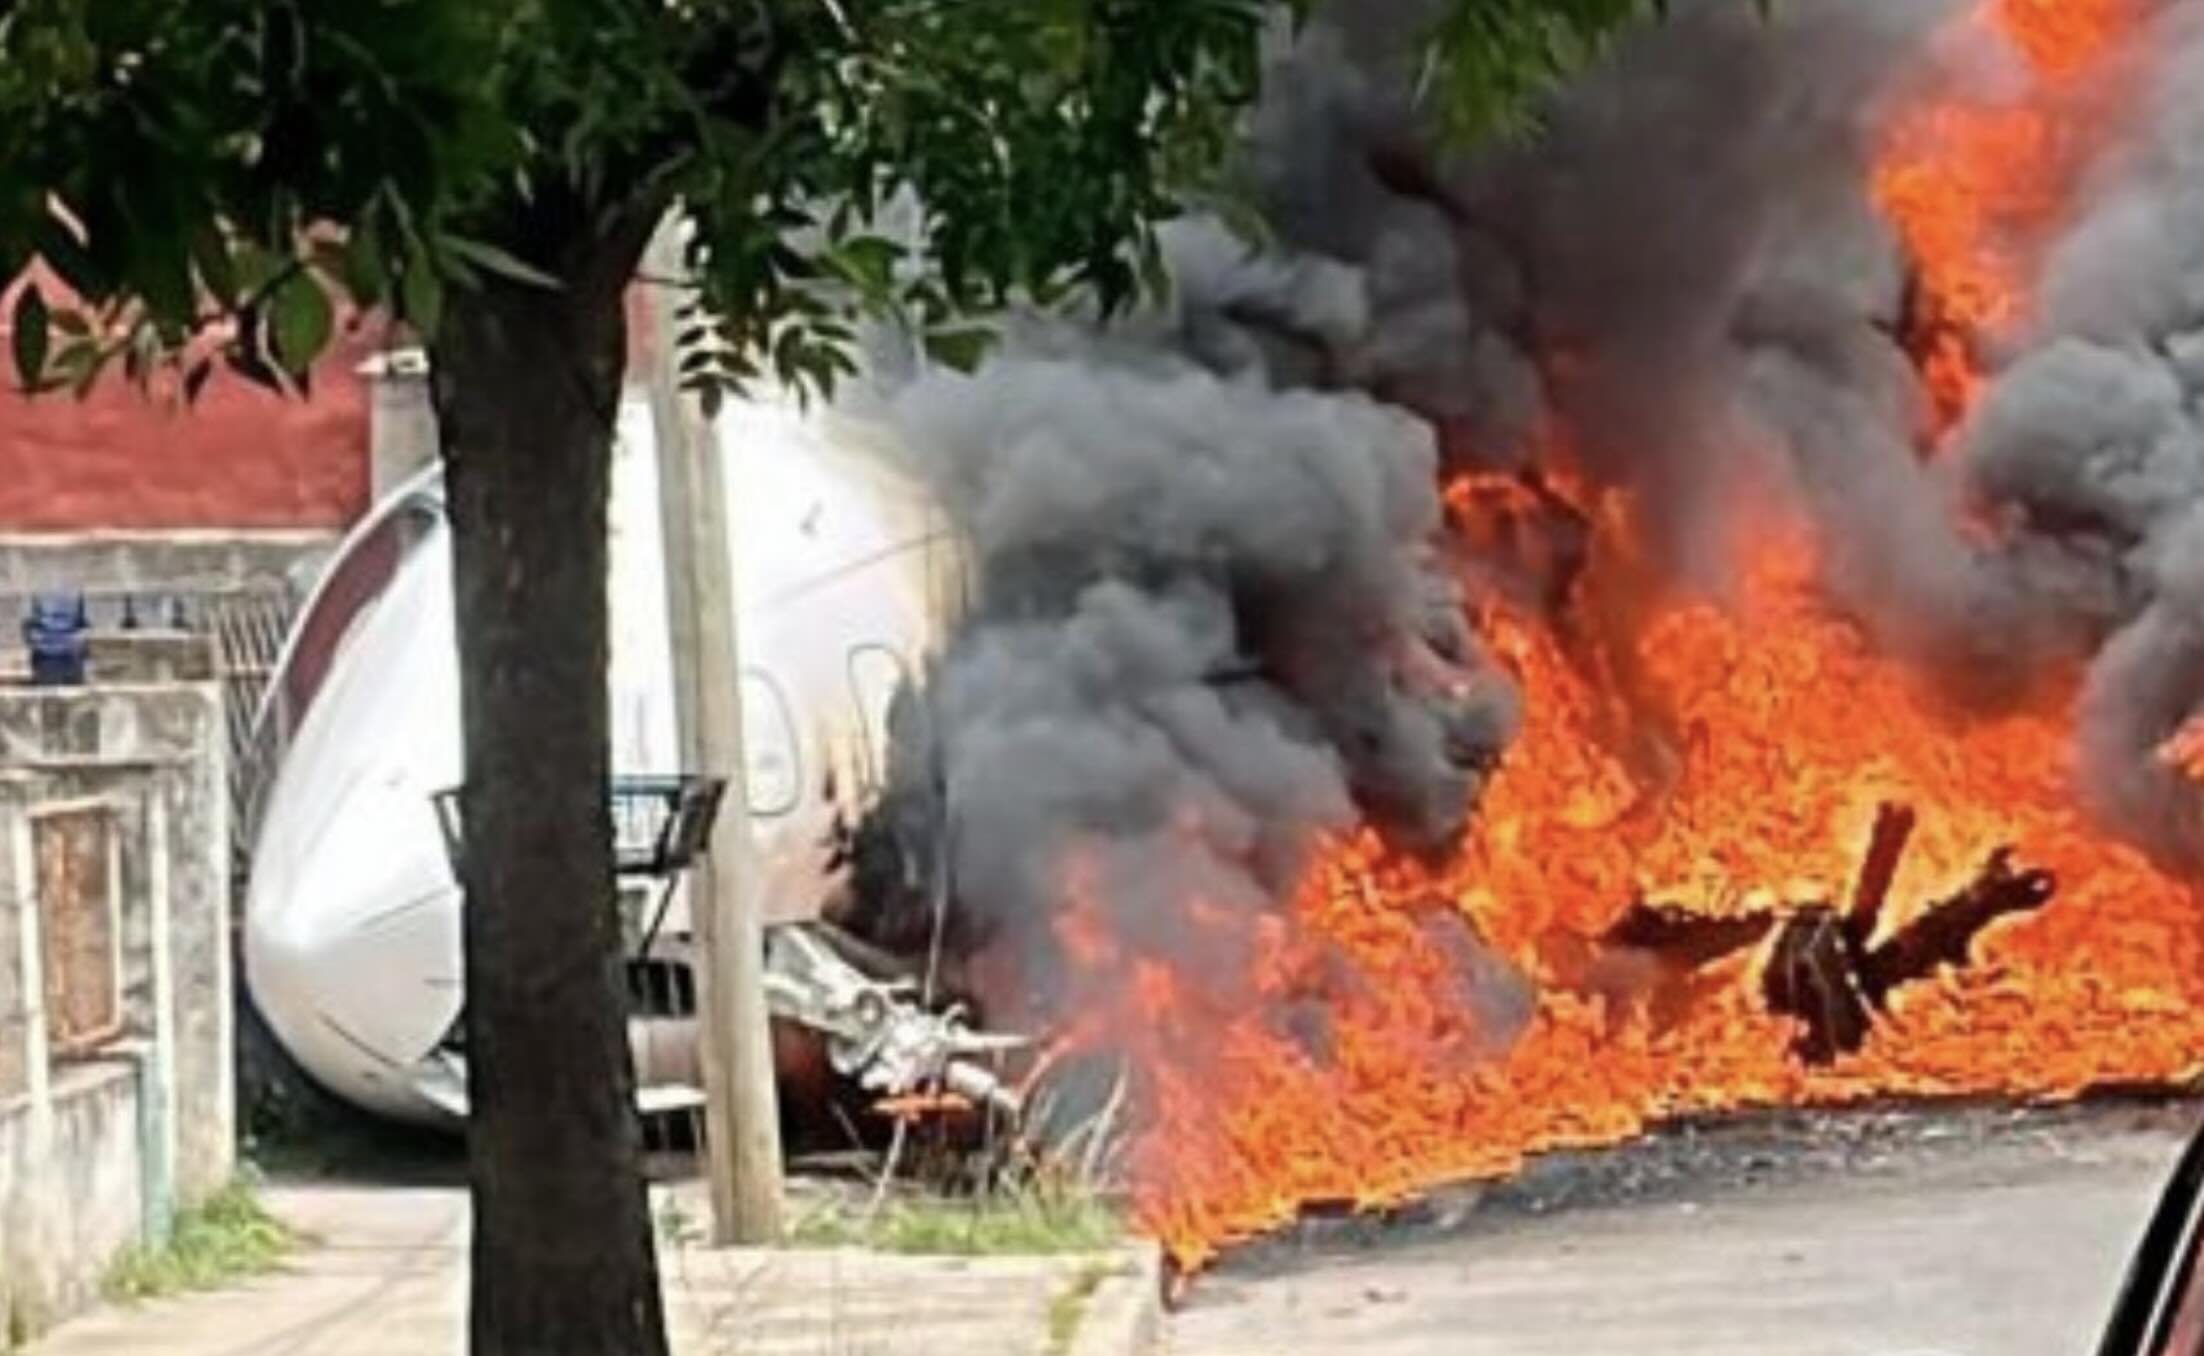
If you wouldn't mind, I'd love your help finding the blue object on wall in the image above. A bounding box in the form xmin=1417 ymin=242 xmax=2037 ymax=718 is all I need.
xmin=22 ymin=592 xmax=90 ymax=686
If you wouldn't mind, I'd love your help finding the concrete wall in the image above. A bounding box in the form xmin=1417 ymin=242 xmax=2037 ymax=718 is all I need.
xmin=363 ymin=350 xmax=439 ymax=502
xmin=0 ymin=683 xmax=234 ymax=1340
xmin=0 ymin=1060 xmax=144 ymax=1337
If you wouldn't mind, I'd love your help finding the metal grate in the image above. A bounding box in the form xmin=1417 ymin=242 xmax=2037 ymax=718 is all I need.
xmin=34 ymin=804 xmax=123 ymax=1058
xmin=607 ymin=776 xmax=728 ymax=876
xmin=208 ymin=586 xmax=300 ymax=867
xmin=433 ymin=776 xmax=727 ymax=965
xmin=432 ymin=776 xmax=727 ymax=882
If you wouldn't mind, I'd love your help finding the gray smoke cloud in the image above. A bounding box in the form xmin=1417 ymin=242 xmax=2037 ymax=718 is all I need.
xmin=853 ymin=276 xmax=1518 ymax=1010
xmin=1728 ymin=0 xmax=2204 ymax=863
xmin=2028 ymin=2 xmax=2204 ymax=870
xmin=845 ymin=0 xmax=2204 ymax=1053
xmin=1230 ymin=0 xmax=2204 ymax=871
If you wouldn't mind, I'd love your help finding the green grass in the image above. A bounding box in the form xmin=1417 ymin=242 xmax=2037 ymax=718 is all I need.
xmin=656 ymin=1196 xmax=704 ymax=1247
xmin=786 ymin=1183 xmax=1123 ymax=1257
xmin=1045 ymin=1260 xmax=1126 ymax=1356
xmin=102 ymin=1184 xmax=296 ymax=1304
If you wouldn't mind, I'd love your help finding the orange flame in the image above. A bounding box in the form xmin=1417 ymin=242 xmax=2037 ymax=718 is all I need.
xmin=1100 ymin=523 xmax=2204 ymax=1272
xmin=1028 ymin=0 xmax=2184 ymax=1277
xmin=1870 ymin=0 xmax=2139 ymax=439
xmin=2159 ymin=717 xmax=2204 ymax=788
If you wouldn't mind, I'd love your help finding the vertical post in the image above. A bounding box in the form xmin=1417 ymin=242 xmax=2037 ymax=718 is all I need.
xmin=641 ymin=216 xmax=785 ymax=1244
xmin=11 ymin=810 xmax=48 ymax=1131
xmin=10 ymin=804 xmax=54 ymax=1307
xmin=142 ymin=790 xmax=176 ymax=1241
xmin=360 ymin=349 xmax=440 ymax=504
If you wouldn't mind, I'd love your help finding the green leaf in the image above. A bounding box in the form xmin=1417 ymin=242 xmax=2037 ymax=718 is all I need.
xmin=12 ymin=285 xmax=50 ymax=391
xmin=270 ymin=271 xmax=333 ymax=375
xmin=340 ymin=217 xmax=389 ymax=309
xmin=32 ymin=217 xmax=104 ymax=298
xmin=57 ymin=338 xmax=111 ymax=398
xmin=191 ymin=227 xmax=239 ymax=303
xmin=401 ymin=262 xmax=445 ymax=338
xmin=232 ymin=242 xmax=284 ymax=296
xmin=922 ymin=326 xmax=996 ymax=375
xmin=138 ymin=248 xmax=198 ymax=328
xmin=445 ymin=236 xmax=560 ymax=290
xmin=832 ymin=236 xmax=903 ymax=296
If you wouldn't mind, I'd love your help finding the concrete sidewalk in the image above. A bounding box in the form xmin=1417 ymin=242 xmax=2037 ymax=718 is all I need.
xmin=25 ymin=1183 xmax=1161 ymax=1356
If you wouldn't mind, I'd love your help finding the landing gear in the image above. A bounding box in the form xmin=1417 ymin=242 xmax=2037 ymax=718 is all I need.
xmin=763 ymin=923 xmax=1024 ymax=1119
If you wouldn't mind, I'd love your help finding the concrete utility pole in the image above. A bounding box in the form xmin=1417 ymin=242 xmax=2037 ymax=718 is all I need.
xmin=642 ymin=217 xmax=785 ymax=1244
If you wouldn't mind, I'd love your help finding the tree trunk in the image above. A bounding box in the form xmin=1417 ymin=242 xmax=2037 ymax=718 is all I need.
xmin=429 ymin=216 xmax=669 ymax=1356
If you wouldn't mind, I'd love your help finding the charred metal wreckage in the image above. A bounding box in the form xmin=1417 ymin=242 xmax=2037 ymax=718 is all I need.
xmin=1552 ymin=801 xmax=2057 ymax=1065
xmin=761 ymin=925 xmax=1025 ymax=1118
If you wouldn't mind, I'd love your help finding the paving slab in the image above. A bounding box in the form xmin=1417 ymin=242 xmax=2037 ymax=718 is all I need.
xmin=24 ymin=1182 xmax=1159 ymax=1356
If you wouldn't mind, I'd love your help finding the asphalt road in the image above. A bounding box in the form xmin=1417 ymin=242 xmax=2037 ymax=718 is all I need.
xmin=1167 ymin=1107 xmax=2198 ymax=1356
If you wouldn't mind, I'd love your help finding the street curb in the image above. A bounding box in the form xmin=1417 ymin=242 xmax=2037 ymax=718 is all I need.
xmin=1068 ymin=1241 xmax=1165 ymax=1356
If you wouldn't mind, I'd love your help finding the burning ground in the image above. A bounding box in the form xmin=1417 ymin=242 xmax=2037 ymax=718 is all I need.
xmin=839 ymin=0 xmax=2204 ymax=1272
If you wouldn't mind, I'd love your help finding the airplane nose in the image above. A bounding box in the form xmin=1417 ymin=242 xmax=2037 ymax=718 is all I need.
xmin=246 ymin=763 xmax=464 ymax=1087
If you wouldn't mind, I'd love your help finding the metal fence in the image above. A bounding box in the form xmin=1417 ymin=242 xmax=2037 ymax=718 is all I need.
xmin=207 ymin=587 xmax=300 ymax=867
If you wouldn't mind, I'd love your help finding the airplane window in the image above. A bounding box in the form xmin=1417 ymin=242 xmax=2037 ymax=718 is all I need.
xmin=847 ymin=645 xmax=913 ymax=792
xmin=742 ymin=671 xmax=801 ymax=818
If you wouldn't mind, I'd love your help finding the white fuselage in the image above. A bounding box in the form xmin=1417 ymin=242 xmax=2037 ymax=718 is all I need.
xmin=242 ymin=391 xmax=964 ymax=1123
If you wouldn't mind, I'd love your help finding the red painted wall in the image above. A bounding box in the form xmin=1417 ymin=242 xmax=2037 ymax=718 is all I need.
xmin=0 ymin=270 xmax=374 ymax=533
xmin=0 ymin=278 xmax=663 ymax=534
xmin=0 ymin=349 xmax=373 ymax=533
